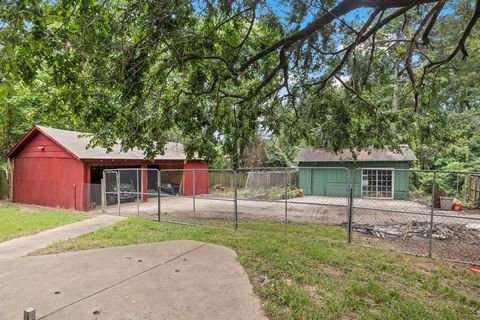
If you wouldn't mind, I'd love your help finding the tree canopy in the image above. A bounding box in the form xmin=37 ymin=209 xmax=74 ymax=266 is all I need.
xmin=1 ymin=0 xmax=479 ymax=169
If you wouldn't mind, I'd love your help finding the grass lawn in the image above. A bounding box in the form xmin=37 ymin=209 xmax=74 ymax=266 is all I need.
xmin=35 ymin=219 xmax=479 ymax=320
xmin=0 ymin=204 xmax=87 ymax=242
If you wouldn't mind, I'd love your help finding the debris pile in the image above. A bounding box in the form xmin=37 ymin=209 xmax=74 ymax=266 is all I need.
xmin=352 ymin=221 xmax=480 ymax=243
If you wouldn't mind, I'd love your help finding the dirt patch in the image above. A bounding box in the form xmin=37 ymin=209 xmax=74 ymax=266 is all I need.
xmin=352 ymin=221 xmax=480 ymax=242
xmin=304 ymin=284 xmax=323 ymax=304
xmin=353 ymin=222 xmax=480 ymax=264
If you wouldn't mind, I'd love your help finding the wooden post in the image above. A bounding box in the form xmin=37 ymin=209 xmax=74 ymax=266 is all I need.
xmin=73 ymin=184 xmax=77 ymax=210
xmin=476 ymin=176 xmax=479 ymax=204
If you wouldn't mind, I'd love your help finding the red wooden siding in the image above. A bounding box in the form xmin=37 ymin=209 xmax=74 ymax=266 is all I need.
xmin=182 ymin=161 xmax=209 ymax=195
xmin=11 ymin=131 xmax=87 ymax=210
xmin=13 ymin=157 xmax=86 ymax=210
xmin=15 ymin=133 xmax=72 ymax=159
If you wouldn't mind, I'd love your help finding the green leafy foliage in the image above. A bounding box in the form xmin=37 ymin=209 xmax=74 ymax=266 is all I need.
xmin=0 ymin=1 xmax=479 ymax=172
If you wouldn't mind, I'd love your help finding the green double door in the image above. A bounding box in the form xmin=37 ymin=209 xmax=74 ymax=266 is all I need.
xmin=301 ymin=168 xmax=349 ymax=197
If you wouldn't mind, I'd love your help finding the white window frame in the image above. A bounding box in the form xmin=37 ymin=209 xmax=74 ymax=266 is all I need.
xmin=361 ymin=168 xmax=395 ymax=199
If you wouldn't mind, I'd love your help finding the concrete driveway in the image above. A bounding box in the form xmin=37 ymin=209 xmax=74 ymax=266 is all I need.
xmin=0 ymin=241 xmax=266 ymax=320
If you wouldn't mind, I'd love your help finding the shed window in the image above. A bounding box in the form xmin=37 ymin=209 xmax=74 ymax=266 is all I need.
xmin=361 ymin=169 xmax=394 ymax=198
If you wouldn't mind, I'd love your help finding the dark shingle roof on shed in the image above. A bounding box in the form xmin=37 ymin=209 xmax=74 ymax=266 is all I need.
xmin=13 ymin=126 xmax=186 ymax=160
xmin=294 ymin=146 xmax=417 ymax=163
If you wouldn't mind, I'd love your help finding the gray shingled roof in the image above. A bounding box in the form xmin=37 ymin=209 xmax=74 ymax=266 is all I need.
xmin=294 ymin=146 xmax=417 ymax=163
xmin=37 ymin=126 xmax=186 ymax=160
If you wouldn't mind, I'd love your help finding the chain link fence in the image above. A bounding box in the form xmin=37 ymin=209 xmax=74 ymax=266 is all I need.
xmin=82 ymin=183 xmax=102 ymax=210
xmin=102 ymin=168 xmax=160 ymax=219
xmin=99 ymin=167 xmax=480 ymax=265
xmin=158 ymin=169 xmax=236 ymax=228
xmin=236 ymin=167 xmax=292 ymax=232
xmin=350 ymin=169 xmax=480 ymax=264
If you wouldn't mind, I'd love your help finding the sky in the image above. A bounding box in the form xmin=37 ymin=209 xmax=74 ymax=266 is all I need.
xmin=266 ymin=0 xmax=372 ymax=30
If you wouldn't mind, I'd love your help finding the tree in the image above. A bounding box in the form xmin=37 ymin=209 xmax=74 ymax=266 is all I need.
xmin=1 ymin=1 xmax=479 ymax=168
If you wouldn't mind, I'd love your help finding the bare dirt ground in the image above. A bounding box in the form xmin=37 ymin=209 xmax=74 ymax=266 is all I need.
xmin=357 ymin=232 xmax=480 ymax=264
xmin=352 ymin=221 xmax=480 ymax=264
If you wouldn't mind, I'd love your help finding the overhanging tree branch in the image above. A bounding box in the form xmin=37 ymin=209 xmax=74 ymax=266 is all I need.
xmin=422 ymin=0 xmax=446 ymax=45
xmin=317 ymin=9 xmax=381 ymax=92
xmin=423 ymin=0 xmax=480 ymax=76
xmin=237 ymin=0 xmax=441 ymax=73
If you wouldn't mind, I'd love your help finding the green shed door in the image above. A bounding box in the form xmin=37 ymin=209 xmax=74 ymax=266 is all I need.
xmin=311 ymin=168 xmax=349 ymax=197
xmin=299 ymin=168 xmax=312 ymax=195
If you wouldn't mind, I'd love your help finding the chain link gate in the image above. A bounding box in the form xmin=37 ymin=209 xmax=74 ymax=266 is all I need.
xmin=102 ymin=168 xmax=160 ymax=220
xmin=103 ymin=170 xmax=119 ymax=215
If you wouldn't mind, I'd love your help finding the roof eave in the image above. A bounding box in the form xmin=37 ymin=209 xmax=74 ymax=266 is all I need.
xmin=6 ymin=126 xmax=39 ymax=159
xmin=7 ymin=126 xmax=81 ymax=161
xmin=35 ymin=126 xmax=81 ymax=160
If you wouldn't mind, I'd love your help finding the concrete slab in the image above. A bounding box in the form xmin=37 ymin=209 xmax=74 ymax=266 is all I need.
xmin=0 ymin=241 xmax=266 ymax=320
xmin=0 ymin=215 xmax=126 ymax=259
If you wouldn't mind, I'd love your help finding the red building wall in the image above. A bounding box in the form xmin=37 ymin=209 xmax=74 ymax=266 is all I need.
xmin=12 ymin=133 xmax=87 ymax=210
xmin=9 ymin=128 xmax=209 ymax=210
xmin=182 ymin=161 xmax=209 ymax=196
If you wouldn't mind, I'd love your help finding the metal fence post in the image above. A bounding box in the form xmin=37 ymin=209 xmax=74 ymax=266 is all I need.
xmin=101 ymin=171 xmax=106 ymax=214
xmin=456 ymin=174 xmax=459 ymax=197
xmin=116 ymin=171 xmax=121 ymax=216
xmin=234 ymin=170 xmax=238 ymax=230
xmin=348 ymin=186 xmax=353 ymax=244
xmin=193 ymin=169 xmax=196 ymax=222
xmin=284 ymin=167 xmax=288 ymax=234
xmin=136 ymin=169 xmax=140 ymax=216
xmin=428 ymin=172 xmax=436 ymax=258
xmin=158 ymin=170 xmax=161 ymax=222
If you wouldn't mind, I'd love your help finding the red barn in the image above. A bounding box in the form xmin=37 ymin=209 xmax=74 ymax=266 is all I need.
xmin=7 ymin=126 xmax=208 ymax=210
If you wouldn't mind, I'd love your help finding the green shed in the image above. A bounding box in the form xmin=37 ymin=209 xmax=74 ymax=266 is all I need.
xmin=294 ymin=146 xmax=417 ymax=200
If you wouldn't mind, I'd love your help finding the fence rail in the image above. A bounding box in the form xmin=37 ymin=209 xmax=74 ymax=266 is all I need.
xmin=98 ymin=167 xmax=480 ymax=265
